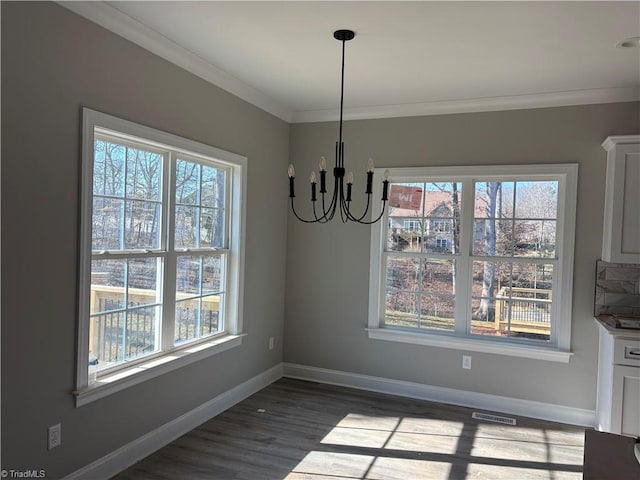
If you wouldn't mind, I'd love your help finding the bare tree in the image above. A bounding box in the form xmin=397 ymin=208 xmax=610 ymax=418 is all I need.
xmin=475 ymin=182 xmax=500 ymax=320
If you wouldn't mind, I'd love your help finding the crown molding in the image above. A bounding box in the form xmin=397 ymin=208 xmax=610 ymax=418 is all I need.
xmin=292 ymin=86 xmax=640 ymax=123
xmin=58 ymin=2 xmax=638 ymax=125
xmin=58 ymin=1 xmax=294 ymax=123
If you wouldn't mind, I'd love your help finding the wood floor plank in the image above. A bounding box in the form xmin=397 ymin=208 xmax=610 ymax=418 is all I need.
xmin=112 ymin=378 xmax=585 ymax=480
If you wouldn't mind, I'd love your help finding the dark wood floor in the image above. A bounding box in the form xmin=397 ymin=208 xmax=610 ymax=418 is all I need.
xmin=113 ymin=378 xmax=585 ymax=480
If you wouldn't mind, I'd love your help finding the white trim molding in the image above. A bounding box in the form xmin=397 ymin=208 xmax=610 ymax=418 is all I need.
xmin=366 ymin=328 xmax=572 ymax=363
xmin=283 ymin=363 xmax=596 ymax=428
xmin=75 ymin=334 xmax=246 ymax=407
xmin=368 ymin=163 xmax=578 ymax=360
xmin=56 ymin=2 xmax=639 ymax=124
xmin=289 ymin=87 xmax=640 ymax=123
xmin=76 ymin=108 xmax=248 ymax=404
xmin=58 ymin=1 xmax=293 ymax=123
xmin=65 ymin=363 xmax=283 ymax=480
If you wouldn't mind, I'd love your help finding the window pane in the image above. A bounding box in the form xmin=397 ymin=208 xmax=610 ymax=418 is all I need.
xmin=124 ymin=200 xmax=161 ymax=249
xmin=515 ymin=181 xmax=558 ymax=219
xmin=175 ymin=159 xmax=200 ymax=205
xmin=200 ymin=295 xmax=222 ymax=337
xmin=474 ymin=182 xmax=514 ymax=220
xmin=200 ymin=208 xmax=224 ymax=248
xmin=470 ymin=298 xmax=497 ymax=336
xmin=89 ymin=311 xmax=125 ymax=369
xmin=201 ymin=165 xmax=225 ymax=209
xmin=127 ymin=258 xmax=160 ymax=308
xmin=420 ymin=295 xmax=455 ymax=331
xmin=93 ymin=141 xmax=125 ymax=197
xmin=421 ymin=259 xmax=454 ymax=295
xmin=387 ymin=222 xmax=422 ymax=252
xmin=92 ymin=197 xmax=123 ymax=250
xmin=386 ymin=257 xmax=419 ymax=291
xmin=424 ymin=183 xmax=461 ymax=219
xmin=424 ymin=220 xmax=457 ymax=254
xmin=202 ymin=255 xmax=223 ymax=294
xmin=473 ymin=218 xmax=514 ymax=256
xmin=472 ymin=261 xmax=507 ymax=299
xmin=471 ymin=262 xmax=553 ymax=341
xmin=175 ymin=205 xmax=198 ymax=249
xmin=125 ymin=306 xmax=159 ymax=361
xmin=511 ymin=263 xmax=553 ymax=292
xmin=91 ymin=259 xmax=125 ymax=312
xmin=126 ymin=148 xmax=162 ymax=200
xmin=388 ymin=183 xmax=424 ymax=214
xmin=513 ymin=220 xmax=556 ymax=258
xmin=385 ymin=292 xmax=419 ymax=328
xmin=89 ymin=306 xmax=159 ymax=371
xmin=175 ymin=298 xmax=200 ymax=344
xmin=176 ymin=256 xmax=201 ymax=297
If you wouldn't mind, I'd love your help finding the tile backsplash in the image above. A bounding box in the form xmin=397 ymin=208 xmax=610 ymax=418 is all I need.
xmin=595 ymin=260 xmax=640 ymax=316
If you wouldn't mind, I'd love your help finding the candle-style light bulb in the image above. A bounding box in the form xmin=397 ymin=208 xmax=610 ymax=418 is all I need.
xmin=384 ymin=169 xmax=390 ymax=180
xmin=347 ymin=172 xmax=354 ymax=184
xmin=367 ymin=158 xmax=375 ymax=172
xmin=288 ymin=164 xmax=295 ymax=178
xmin=310 ymin=171 xmax=317 ymax=184
xmin=319 ymin=156 xmax=327 ymax=172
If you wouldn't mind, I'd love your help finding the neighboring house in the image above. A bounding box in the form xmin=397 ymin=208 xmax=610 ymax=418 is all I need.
xmin=388 ymin=189 xmax=485 ymax=253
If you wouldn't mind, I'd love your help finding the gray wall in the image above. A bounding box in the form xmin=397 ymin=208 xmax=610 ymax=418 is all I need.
xmin=2 ymin=1 xmax=640 ymax=477
xmin=1 ymin=2 xmax=288 ymax=477
xmin=285 ymin=102 xmax=640 ymax=410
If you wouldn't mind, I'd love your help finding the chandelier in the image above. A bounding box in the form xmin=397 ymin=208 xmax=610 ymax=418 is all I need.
xmin=288 ymin=29 xmax=390 ymax=224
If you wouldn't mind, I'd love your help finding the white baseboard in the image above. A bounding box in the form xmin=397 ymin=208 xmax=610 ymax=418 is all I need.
xmin=65 ymin=361 xmax=595 ymax=479
xmin=283 ymin=363 xmax=596 ymax=427
xmin=65 ymin=363 xmax=283 ymax=480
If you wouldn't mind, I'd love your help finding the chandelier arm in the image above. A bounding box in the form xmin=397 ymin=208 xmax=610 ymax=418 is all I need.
xmin=348 ymin=193 xmax=373 ymax=223
xmin=290 ymin=198 xmax=324 ymax=223
xmin=339 ymin=178 xmax=349 ymax=223
xmin=354 ymin=200 xmax=389 ymax=225
xmin=312 ymin=201 xmax=326 ymax=223
xmin=342 ymin=199 xmax=365 ymax=223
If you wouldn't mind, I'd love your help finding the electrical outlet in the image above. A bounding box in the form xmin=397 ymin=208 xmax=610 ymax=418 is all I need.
xmin=269 ymin=337 xmax=274 ymax=350
xmin=462 ymin=355 xmax=472 ymax=370
xmin=48 ymin=423 xmax=61 ymax=450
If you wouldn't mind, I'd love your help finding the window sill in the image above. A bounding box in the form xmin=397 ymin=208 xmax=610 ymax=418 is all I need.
xmin=366 ymin=328 xmax=572 ymax=363
xmin=74 ymin=334 xmax=246 ymax=407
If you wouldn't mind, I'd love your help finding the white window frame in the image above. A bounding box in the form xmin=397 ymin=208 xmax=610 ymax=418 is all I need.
xmin=368 ymin=164 xmax=578 ymax=363
xmin=75 ymin=108 xmax=247 ymax=406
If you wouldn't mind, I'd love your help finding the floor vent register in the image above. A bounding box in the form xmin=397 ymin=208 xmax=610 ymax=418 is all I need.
xmin=472 ymin=412 xmax=517 ymax=425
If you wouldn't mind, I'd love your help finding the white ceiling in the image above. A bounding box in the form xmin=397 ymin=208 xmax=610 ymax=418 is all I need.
xmin=62 ymin=1 xmax=640 ymax=123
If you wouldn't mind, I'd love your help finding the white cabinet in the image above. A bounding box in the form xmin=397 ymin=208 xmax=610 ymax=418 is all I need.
xmin=601 ymin=135 xmax=640 ymax=263
xmin=595 ymin=320 xmax=640 ymax=437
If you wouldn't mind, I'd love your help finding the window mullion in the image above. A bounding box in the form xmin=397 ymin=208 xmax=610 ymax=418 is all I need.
xmin=455 ymin=178 xmax=474 ymax=335
xmin=161 ymin=152 xmax=177 ymax=351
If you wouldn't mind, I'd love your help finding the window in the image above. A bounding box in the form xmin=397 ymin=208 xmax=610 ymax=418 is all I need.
xmin=403 ymin=219 xmax=422 ymax=231
xmin=76 ymin=109 xmax=246 ymax=404
xmin=368 ymin=165 xmax=577 ymax=362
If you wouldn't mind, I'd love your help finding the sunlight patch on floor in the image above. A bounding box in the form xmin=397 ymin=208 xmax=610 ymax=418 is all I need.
xmin=285 ymin=451 xmax=451 ymax=480
xmin=466 ymin=462 xmax=582 ymax=479
xmin=286 ymin=451 xmax=375 ymax=479
xmin=288 ymin=412 xmax=583 ymax=480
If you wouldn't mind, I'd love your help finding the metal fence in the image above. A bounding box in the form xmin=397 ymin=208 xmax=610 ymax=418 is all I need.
xmin=90 ymin=297 xmax=219 ymax=366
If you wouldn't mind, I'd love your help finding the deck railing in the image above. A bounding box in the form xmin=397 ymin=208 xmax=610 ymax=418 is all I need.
xmin=89 ymin=285 xmax=219 ymax=367
xmin=494 ymin=287 xmax=552 ymax=334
